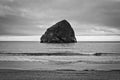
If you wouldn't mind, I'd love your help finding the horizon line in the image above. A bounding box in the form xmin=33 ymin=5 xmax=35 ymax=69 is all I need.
xmin=0 ymin=35 xmax=120 ymax=41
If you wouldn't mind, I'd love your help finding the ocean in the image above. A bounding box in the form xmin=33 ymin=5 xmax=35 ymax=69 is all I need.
xmin=0 ymin=41 xmax=120 ymax=70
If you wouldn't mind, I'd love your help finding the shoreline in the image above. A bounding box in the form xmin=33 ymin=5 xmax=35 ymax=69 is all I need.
xmin=0 ymin=60 xmax=120 ymax=71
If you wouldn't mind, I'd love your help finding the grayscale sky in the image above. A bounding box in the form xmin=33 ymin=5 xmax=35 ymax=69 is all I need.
xmin=0 ymin=0 xmax=120 ymax=36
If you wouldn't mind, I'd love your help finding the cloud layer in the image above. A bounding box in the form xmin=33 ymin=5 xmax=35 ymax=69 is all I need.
xmin=0 ymin=0 xmax=120 ymax=36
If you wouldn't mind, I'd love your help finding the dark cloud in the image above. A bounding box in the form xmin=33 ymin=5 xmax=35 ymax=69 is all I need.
xmin=0 ymin=15 xmax=43 ymax=36
xmin=80 ymin=1 xmax=120 ymax=28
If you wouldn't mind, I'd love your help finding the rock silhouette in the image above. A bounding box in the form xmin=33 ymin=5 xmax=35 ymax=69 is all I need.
xmin=40 ymin=20 xmax=77 ymax=43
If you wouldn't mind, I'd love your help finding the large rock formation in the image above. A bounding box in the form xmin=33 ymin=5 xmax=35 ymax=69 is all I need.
xmin=40 ymin=20 xmax=77 ymax=43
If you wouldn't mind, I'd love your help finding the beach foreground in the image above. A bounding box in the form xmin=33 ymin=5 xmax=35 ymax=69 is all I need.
xmin=0 ymin=69 xmax=120 ymax=80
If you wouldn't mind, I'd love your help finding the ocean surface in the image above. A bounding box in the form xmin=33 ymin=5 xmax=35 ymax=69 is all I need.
xmin=0 ymin=41 xmax=120 ymax=70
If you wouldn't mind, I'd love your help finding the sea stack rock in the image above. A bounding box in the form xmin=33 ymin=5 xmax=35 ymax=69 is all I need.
xmin=40 ymin=20 xmax=77 ymax=43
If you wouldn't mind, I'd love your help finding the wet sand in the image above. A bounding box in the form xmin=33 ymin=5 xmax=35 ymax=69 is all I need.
xmin=0 ymin=69 xmax=120 ymax=80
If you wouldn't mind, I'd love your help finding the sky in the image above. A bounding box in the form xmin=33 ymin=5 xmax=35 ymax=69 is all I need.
xmin=0 ymin=0 xmax=120 ymax=41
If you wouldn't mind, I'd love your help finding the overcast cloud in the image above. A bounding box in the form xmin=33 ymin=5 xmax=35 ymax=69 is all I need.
xmin=0 ymin=0 xmax=120 ymax=36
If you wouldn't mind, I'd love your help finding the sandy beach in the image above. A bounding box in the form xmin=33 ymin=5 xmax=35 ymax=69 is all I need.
xmin=0 ymin=69 xmax=120 ymax=80
xmin=0 ymin=60 xmax=120 ymax=80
